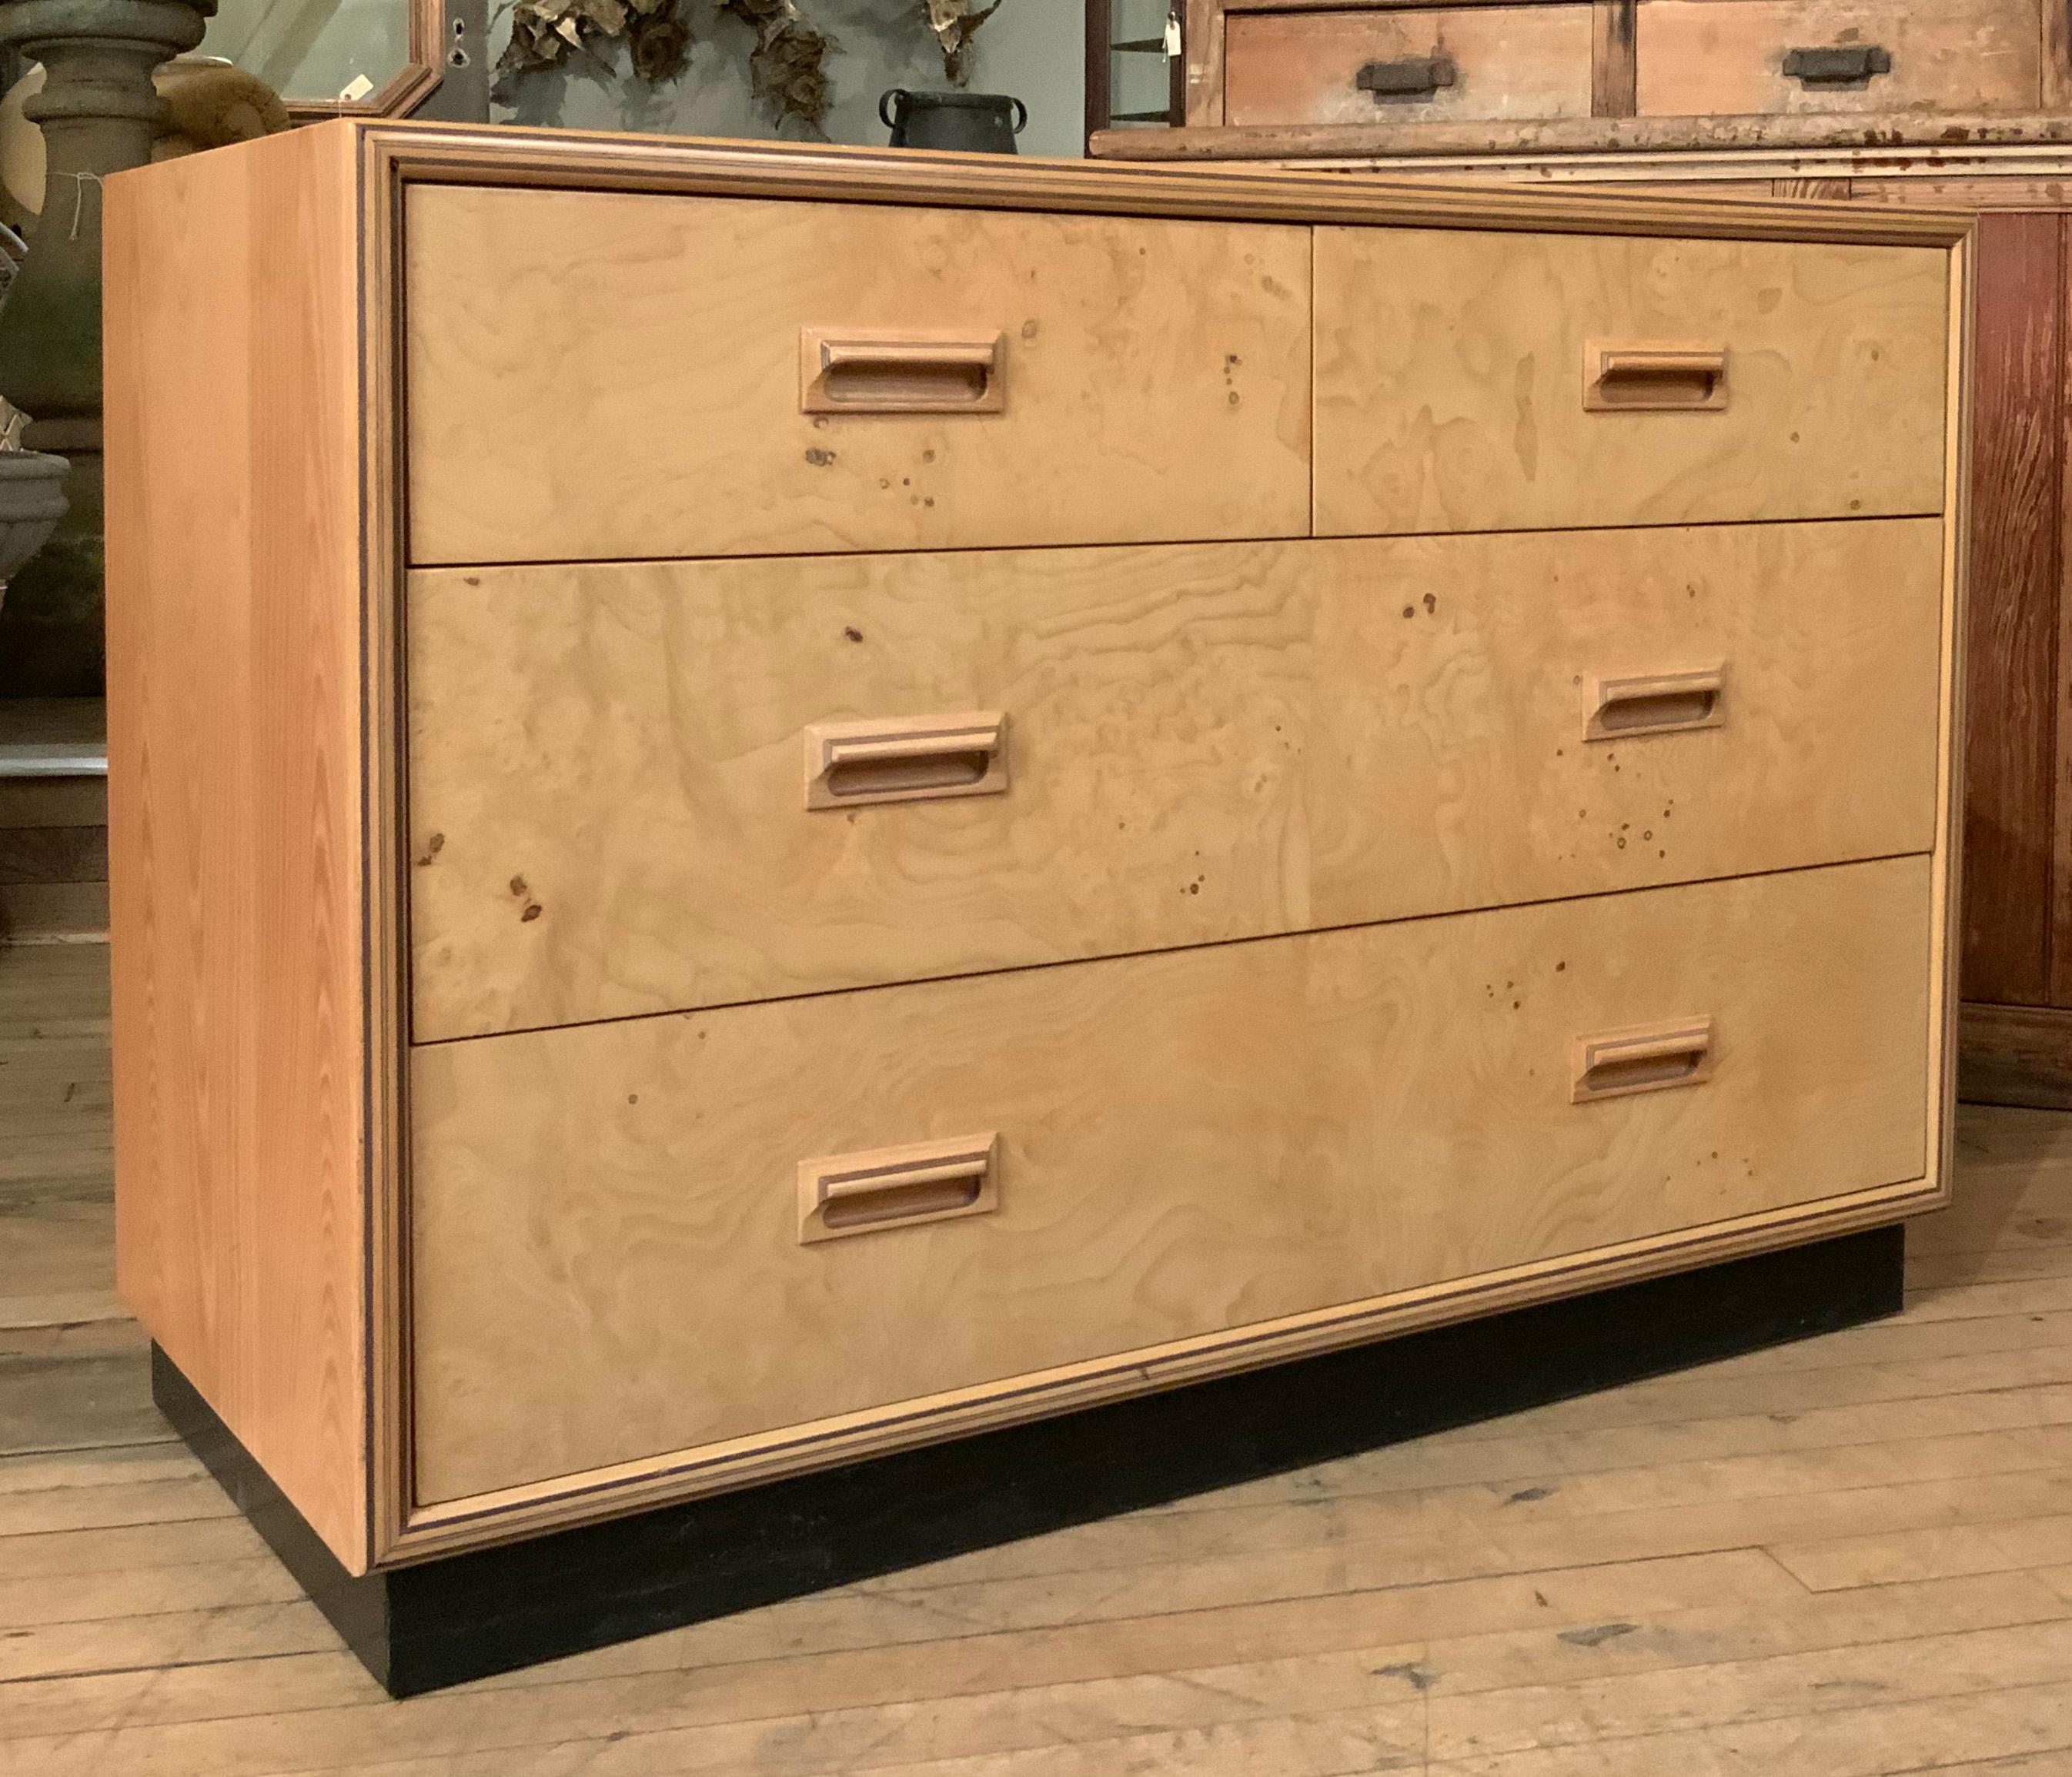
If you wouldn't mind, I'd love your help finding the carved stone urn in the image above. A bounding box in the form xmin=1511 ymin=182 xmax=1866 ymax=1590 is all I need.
xmin=0 ymin=0 xmax=212 ymax=693
xmin=0 ymin=443 xmax=69 ymax=604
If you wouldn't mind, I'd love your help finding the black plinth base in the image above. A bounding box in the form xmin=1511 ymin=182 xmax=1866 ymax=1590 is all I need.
xmin=153 ymin=1221 xmax=1906 ymax=1698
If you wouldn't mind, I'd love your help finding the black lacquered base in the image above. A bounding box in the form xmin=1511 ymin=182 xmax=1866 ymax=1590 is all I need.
xmin=153 ymin=1221 xmax=1906 ymax=1698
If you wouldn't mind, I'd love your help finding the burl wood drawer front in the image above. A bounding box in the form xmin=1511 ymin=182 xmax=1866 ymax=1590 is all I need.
xmin=411 ymin=856 xmax=1931 ymax=1504
xmin=1637 ymin=0 xmax=2043 ymax=119
xmin=1223 ymin=5 xmax=1595 ymax=127
xmin=403 ymin=187 xmax=1311 ymax=566
xmin=406 ymin=518 xmax=1941 ymax=1042
xmin=1314 ymin=227 xmax=1947 ymax=538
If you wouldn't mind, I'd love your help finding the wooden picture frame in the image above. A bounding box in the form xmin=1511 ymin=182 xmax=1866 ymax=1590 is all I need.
xmin=1085 ymin=0 xmax=1185 ymax=146
xmin=279 ymin=0 xmax=460 ymax=122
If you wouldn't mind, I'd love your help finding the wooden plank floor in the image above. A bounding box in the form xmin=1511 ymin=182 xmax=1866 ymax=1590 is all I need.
xmin=7 ymin=940 xmax=2072 ymax=1772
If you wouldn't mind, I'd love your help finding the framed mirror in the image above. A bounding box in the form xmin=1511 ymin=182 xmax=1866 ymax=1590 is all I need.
xmin=200 ymin=0 xmax=486 ymax=119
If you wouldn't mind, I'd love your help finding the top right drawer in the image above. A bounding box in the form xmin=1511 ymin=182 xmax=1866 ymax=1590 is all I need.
xmin=1636 ymin=0 xmax=2044 ymax=118
xmin=1313 ymin=227 xmax=1950 ymax=538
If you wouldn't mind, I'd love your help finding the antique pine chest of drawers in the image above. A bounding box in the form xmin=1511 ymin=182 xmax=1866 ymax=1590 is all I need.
xmin=104 ymin=119 xmax=1969 ymax=1692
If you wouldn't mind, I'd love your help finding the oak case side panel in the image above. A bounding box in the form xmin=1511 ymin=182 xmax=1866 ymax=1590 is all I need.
xmin=104 ymin=125 xmax=373 ymax=1570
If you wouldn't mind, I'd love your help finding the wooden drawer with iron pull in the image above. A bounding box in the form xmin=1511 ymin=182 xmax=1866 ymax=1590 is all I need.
xmin=1635 ymin=0 xmax=2044 ymax=118
xmin=406 ymin=517 xmax=1941 ymax=1042
xmin=403 ymin=186 xmax=1312 ymax=566
xmin=1220 ymin=4 xmax=1596 ymax=127
xmin=1313 ymin=224 xmax=1948 ymax=536
xmin=409 ymin=854 xmax=1934 ymax=1505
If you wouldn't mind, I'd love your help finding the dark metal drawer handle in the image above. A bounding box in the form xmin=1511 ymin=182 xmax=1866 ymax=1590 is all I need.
xmin=1783 ymin=45 xmax=1892 ymax=87
xmin=1357 ymin=54 xmax=1458 ymax=101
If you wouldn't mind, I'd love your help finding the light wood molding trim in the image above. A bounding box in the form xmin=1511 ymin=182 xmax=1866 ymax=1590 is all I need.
xmin=803 ymin=712 xmax=1009 ymax=811
xmin=361 ymin=125 xmax=415 ymax=1572
xmin=1586 ymin=667 xmax=1727 ymax=742
xmin=285 ymin=0 xmax=447 ymax=122
xmin=342 ymin=119 xmax=1970 ymax=249
xmin=798 ymin=329 xmax=1007 ymax=416
xmin=1571 ymin=1017 xmax=1716 ymax=1105
xmin=1932 ymin=233 xmax=1973 ymax=1187
xmin=1583 ymin=342 xmax=1730 ymax=413
xmin=383 ymin=1174 xmax=1941 ymax=1564
xmin=797 ymin=1134 xmax=1001 ymax=1245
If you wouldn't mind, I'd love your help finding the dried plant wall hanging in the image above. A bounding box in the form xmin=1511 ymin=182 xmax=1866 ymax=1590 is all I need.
xmin=493 ymin=0 xmax=693 ymax=99
xmin=923 ymin=0 xmax=1002 ymax=82
xmin=719 ymin=0 xmax=836 ymax=129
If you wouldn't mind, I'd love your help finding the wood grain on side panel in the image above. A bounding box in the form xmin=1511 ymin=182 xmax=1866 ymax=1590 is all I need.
xmin=1961 ymin=212 xmax=2061 ymax=1007
xmin=407 ymin=519 xmax=1943 ymax=1041
xmin=104 ymin=127 xmax=372 ymax=1571
xmin=410 ymin=857 xmax=1933 ymax=1505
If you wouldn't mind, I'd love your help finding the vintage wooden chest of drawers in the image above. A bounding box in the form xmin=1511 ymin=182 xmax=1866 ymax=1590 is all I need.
xmin=1198 ymin=0 xmax=2072 ymax=132
xmin=105 ymin=119 xmax=1967 ymax=1688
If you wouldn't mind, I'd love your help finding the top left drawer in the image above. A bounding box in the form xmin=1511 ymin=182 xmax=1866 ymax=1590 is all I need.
xmin=403 ymin=187 xmax=1314 ymax=565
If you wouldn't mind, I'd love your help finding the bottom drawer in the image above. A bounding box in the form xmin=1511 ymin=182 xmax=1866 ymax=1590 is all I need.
xmin=410 ymin=857 xmax=1935 ymax=1505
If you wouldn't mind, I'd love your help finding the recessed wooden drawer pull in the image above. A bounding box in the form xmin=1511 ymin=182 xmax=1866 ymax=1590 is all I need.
xmin=1583 ymin=342 xmax=1730 ymax=413
xmin=804 ymin=710 xmax=1008 ymax=810
xmin=1783 ymin=44 xmax=1892 ymax=88
xmin=1356 ymin=54 xmax=1458 ymax=101
xmin=1586 ymin=667 xmax=1726 ymax=742
xmin=800 ymin=329 xmax=1007 ymax=415
xmin=1571 ymin=1018 xmax=1716 ymax=1105
xmin=798 ymin=1134 xmax=1001 ymax=1244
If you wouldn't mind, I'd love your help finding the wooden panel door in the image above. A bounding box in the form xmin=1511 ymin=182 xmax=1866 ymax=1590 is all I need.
xmin=1952 ymin=209 xmax=2072 ymax=1106
xmin=1961 ymin=212 xmax=2063 ymax=1009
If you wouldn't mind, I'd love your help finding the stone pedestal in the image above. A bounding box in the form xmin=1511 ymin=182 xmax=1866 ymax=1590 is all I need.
xmin=0 ymin=0 xmax=210 ymax=693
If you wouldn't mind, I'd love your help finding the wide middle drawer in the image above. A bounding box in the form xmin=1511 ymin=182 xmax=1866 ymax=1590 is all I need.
xmin=407 ymin=518 xmax=1943 ymax=1041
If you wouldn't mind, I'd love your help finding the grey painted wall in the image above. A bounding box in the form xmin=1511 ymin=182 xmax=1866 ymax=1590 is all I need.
xmin=199 ymin=0 xmax=1089 ymax=155
xmin=491 ymin=0 xmax=1087 ymax=156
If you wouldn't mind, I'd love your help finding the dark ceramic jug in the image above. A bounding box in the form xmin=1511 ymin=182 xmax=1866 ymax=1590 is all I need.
xmin=881 ymin=89 xmax=1028 ymax=153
